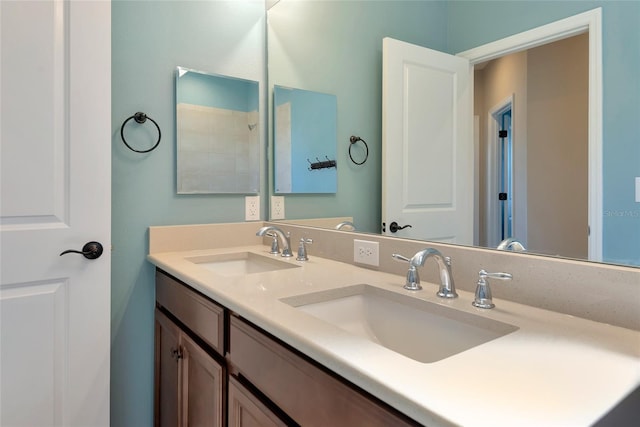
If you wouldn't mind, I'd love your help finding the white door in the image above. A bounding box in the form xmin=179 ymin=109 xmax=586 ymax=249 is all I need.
xmin=1 ymin=1 xmax=111 ymax=426
xmin=382 ymin=37 xmax=473 ymax=244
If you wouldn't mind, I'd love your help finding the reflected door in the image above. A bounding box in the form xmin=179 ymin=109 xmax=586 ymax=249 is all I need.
xmin=382 ymin=37 xmax=473 ymax=244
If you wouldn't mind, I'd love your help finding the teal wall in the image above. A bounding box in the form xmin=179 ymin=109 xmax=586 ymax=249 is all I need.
xmin=111 ymin=1 xmax=639 ymax=425
xmin=274 ymin=87 xmax=338 ymax=193
xmin=446 ymin=0 xmax=640 ymax=265
xmin=177 ymin=70 xmax=258 ymax=112
xmin=111 ymin=1 xmax=265 ymax=425
xmin=267 ymin=0 xmax=449 ymax=232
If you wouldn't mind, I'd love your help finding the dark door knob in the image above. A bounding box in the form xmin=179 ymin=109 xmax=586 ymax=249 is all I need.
xmin=60 ymin=241 xmax=104 ymax=259
xmin=389 ymin=222 xmax=412 ymax=233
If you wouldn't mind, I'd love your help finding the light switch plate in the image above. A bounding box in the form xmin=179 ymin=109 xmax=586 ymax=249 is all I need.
xmin=271 ymin=196 xmax=285 ymax=219
xmin=245 ymin=196 xmax=260 ymax=221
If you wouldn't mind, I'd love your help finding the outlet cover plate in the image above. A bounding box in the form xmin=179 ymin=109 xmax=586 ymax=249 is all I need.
xmin=353 ymin=239 xmax=379 ymax=267
xmin=271 ymin=196 xmax=285 ymax=220
xmin=245 ymin=196 xmax=260 ymax=221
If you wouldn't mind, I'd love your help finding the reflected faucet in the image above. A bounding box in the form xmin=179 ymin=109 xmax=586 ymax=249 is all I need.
xmin=497 ymin=237 xmax=526 ymax=252
xmin=335 ymin=221 xmax=356 ymax=231
xmin=392 ymin=248 xmax=458 ymax=298
xmin=256 ymin=226 xmax=293 ymax=257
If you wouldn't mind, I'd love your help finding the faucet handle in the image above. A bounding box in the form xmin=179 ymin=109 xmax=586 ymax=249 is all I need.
xmin=296 ymin=238 xmax=313 ymax=261
xmin=266 ymin=232 xmax=280 ymax=254
xmin=391 ymin=253 xmax=421 ymax=291
xmin=391 ymin=253 xmax=410 ymax=263
xmin=472 ymin=270 xmax=512 ymax=309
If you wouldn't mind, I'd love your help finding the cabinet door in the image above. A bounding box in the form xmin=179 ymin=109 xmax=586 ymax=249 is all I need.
xmin=228 ymin=376 xmax=287 ymax=427
xmin=155 ymin=309 xmax=181 ymax=427
xmin=180 ymin=332 xmax=224 ymax=427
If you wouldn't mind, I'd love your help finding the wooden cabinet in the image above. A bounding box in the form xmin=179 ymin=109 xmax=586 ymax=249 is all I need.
xmin=155 ymin=269 xmax=420 ymax=427
xmin=155 ymin=270 xmax=226 ymax=427
xmin=155 ymin=309 xmax=224 ymax=427
xmin=155 ymin=309 xmax=181 ymax=427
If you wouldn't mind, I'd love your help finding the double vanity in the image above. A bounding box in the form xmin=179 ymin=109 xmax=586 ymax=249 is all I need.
xmin=148 ymin=222 xmax=640 ymax=426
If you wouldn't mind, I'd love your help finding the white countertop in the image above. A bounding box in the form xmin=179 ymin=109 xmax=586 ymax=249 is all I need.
xmin=149 ymin=245 xmax=640 ymax=427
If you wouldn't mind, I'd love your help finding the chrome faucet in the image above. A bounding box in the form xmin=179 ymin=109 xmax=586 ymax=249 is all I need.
xmin=392 ymin=248 xmax=458 ymax=298
xmin=473 ymin=270 xmax=512 ymax=309
xmin=296 ymin=238 xmax=313 ymax=261
xmin=497 ymin=237 xmax=526 ymax=252
xmin=335 ymin=221 xmax=356 ymax=231
xmin=256 ymin=226 xmax=293 ymax=257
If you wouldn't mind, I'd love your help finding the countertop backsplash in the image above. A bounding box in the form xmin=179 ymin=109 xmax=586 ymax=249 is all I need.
xmin=149 ymin=221 xmax=640 ymax=331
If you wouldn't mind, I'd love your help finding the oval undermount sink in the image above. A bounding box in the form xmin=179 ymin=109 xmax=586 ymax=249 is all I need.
xmin=186 ymin=252 xmax=300 ymax=276
xmin=281 ymin=284 xmax=518 ymax=363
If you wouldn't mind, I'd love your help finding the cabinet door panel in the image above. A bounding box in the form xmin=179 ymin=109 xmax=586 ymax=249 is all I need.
xmin=155 ymin=309 xmax=181 ymax=427
xmin=181 ymin=332 xmax=224 ymax=427
xmin=228 ymin=376 xmax=287 ymax=427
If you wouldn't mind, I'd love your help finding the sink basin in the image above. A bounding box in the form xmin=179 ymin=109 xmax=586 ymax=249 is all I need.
xmin=281 ymin=284 xmax=518 ymax=363
xmin=186 ymin=252 xmax=299 ymax=276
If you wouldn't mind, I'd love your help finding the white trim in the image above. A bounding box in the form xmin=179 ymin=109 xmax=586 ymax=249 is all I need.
xmin=486 ymin=96 xmax=514 ymax=249
xmin=458 ymin=8 xmax=603 ymax=262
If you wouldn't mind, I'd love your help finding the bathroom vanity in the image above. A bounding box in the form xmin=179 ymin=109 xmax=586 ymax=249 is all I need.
xmin=149 ymin=223 xmax=640 ymax=427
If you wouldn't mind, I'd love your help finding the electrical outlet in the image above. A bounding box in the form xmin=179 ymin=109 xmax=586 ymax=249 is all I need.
xmin=271 ymin=196 xmax=285 ymax=220
xmin=353 ymin=239 xmax=379 ymax=266
xmin=245 ymin=196 xmax=260 ymax=221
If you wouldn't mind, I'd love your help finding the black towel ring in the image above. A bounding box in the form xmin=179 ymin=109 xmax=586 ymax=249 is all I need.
xmin=349 ymin=135 xmax=369 ymax=165
xmin=120 ymin=112 xmax=161 ymax=153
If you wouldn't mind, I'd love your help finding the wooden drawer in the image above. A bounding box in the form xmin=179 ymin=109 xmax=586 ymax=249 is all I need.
xmin=156 ymin=269 xmax=224 ymax=354
xmin=228 ymin=315 xmax=420 ymax=427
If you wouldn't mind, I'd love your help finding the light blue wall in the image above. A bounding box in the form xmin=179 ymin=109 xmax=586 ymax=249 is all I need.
xmin=267 ymin=0 xmax=449 ymax=232
xmin=274 ymin=87 xmax=338 ymax=193
xmin=447 ymin=0 xmax=640 ymax=265
xmin=111 ymin=1 xmax=265 ymax=425
xmin=177 ymin=70 xmax=258 ymax=112
xmin=111 ymin=1 xmax=639 ymax=425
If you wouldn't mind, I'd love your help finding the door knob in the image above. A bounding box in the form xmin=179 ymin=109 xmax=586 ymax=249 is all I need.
xmin=389 ymin=222 xmax=412 ymax=233
xmin=60 ymin=241 xmax=104 ymax=259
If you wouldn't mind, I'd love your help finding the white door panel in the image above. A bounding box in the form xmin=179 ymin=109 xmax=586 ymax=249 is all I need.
xmin=382 ymin=37 xmax=472 ymax=244
xmin=1 ymin=1 xmax=111 ymax=425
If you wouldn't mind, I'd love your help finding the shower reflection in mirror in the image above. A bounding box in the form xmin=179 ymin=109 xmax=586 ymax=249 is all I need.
xmin=273 ymin=85 xmax=337 ymax=194
xmin=175 ymin=66 xmax=260 ymax=194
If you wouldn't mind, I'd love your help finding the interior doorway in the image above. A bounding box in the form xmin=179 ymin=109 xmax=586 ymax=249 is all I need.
xmin=459 ymin=8 xmax=600 ymax=260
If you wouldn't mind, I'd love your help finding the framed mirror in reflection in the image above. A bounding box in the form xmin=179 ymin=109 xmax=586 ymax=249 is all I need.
xmin=274 ymin=85 xmax=337 ymax=194
xmin=175 ymin=66 xmax=259 ymax=194
xmin=267 ymin=1 xmax=640 ymax=267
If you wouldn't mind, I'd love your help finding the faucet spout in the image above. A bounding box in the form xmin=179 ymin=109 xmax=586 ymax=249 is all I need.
xmin=256 ymin=226 xmax=293 ymax=257
xmin=497 ymin=237 xmax=526 ymax=252
xmin=392 ymin=248 xmax=457 ymax=297
xmin=335 ymin=221 xmax=356 ymax=231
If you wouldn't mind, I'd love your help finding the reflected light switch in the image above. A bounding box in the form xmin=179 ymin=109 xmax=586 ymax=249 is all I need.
xmin=636 ymin=177 xmax=640 ymax=203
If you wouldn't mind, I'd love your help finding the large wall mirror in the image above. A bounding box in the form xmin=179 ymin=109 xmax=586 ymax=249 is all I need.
xmin=176 ymin=66 xmax=259 ymax=194
xmin=266 ymin=1 xmax=640 ymax=268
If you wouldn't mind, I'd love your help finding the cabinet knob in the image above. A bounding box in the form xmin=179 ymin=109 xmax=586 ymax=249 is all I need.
xmin=170 ymin=347 xmax=183 ymax=361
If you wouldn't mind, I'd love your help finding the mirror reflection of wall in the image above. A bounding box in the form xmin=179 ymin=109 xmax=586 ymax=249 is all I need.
xmin=267 ymin=0 xmax=640 ymax=267
xmin=176 ymin=66 xmax=259 ymax=194
xmin=274 ymin=85 xmax=337 ymax=194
